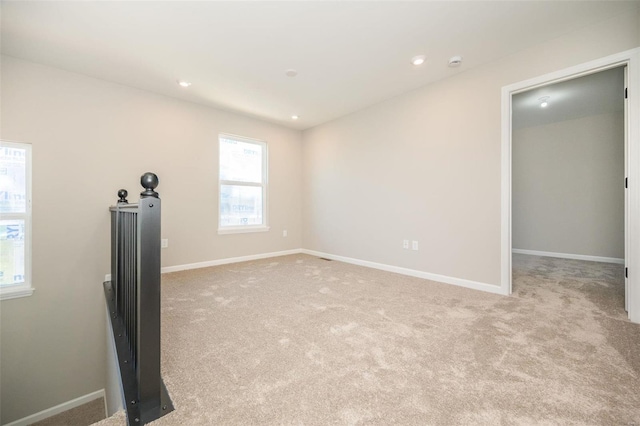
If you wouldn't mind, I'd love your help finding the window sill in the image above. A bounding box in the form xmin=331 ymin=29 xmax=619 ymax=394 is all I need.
xmin=218 ymin=226 xmax=270 ymax=235
xmin=1 ymin=286 xmax=35 ymax=301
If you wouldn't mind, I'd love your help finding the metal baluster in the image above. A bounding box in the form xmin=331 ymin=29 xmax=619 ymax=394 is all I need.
xmin=130 ymin=213 xmax=134 ymax=356
xmin=133 ymin=211 xmax=138 ymax=366
xmin=129 ymin=212 xmax=134 ymax=358
xmin=122 ymin=213 xmax=130 ymax=350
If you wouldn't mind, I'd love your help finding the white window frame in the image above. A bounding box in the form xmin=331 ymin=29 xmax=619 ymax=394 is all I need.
xmin=218 ymin=133 xmax=269 ymax=234
xmin=0 ymin=140 xmax=33 ymax=300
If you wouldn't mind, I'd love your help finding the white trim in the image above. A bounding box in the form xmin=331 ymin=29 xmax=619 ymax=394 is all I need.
xmin=103 ymin=398 xmax=109 ymax=423
xmin=512 ymin=249 xmax=625 ymax=264
xmin=501 ymin=48 xmax=640 ymax=323
xmin=160 ymin=249 xmax=302 ymax=274
xmin=625 ymin=65 xmax=630 ymax=312
xmin=218 ymin=132 xmax=268 ymax=146
xmin=501 ymin=80 xmax=513 ymax=296
xmin=0 ymin=140 xmax=33 ymax=301
xmin=0 ymin=286 xmax=34 ymax=300
xmin=218 ymin=134 xmax=269 ymax=232
xmin=3 ymin=389 xmax=105 ymax=426
xmin=159 ymin=248 xmax=504 ymax=295
xmin=301 ymin=249 xmax=505 ymax=295
xmin=217 ymin=225 xmax=270 ymax=235
xmin=627 ymin=48 xmax=640 ymax=323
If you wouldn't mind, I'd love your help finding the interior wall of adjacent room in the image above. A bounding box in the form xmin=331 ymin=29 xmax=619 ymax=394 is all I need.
xmin=512 ymin=112 xmax=624 ymax=259
xmin=301 ymin=10 xmax=639 ymax=287
xmin=0 ymin=55 xmax=302 ymax=425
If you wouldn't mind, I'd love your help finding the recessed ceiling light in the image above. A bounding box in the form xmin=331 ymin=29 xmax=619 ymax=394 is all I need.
xmin=285 ymin=69 xmax=298 ymax=78
xmin=448 ymin=56 xmax=463 ymax=67
xmin=411 ymin=55 xmax=426 ymax=66
xmin=177 ymin=80 xmax=191 ymax=88
xmin=539 ymin=96 xmax=550 ymax=108
xmin=291 ymin=115 xmax=299 ymax=120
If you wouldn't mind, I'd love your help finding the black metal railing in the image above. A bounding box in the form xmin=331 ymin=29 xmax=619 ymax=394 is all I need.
xmin=104 ymin=172 xmax=173 ymax=425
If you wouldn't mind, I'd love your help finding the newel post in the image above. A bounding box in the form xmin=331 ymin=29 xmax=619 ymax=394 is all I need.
xmin=136 ymin=172 xmax=162 ymax=418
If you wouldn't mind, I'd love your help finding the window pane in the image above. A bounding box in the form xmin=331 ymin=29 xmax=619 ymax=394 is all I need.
xmin=219 ymin=138 xmax=262 ymax=183
xmin=219 ymin=185 xmax=263 ymax=227
xmin=0 ymin=220 xmax=25 ymax=286
xmin=0 ymin=146 xmax=27 ymax=213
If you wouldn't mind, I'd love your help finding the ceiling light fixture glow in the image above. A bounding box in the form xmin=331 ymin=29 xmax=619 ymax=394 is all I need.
xmin=411 ymin=55 xmax=426 ymax=66
xmin=177 ymin=80 xmax=192 ymax=88
xmin=291 ymin=115 xmax=299 ymax=120
xmin=539 ymin=96 xmax=550 ymax=108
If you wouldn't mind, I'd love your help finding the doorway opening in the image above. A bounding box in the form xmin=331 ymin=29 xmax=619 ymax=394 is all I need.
xmin=501 ymin=48 xmax=640 ymax=323
xmin=512 ymin=67 xmax=626 ymax=314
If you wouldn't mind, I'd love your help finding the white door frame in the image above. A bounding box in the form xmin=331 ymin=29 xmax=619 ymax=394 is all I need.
xmin=500 ymin=48 xmax=640 ymax=324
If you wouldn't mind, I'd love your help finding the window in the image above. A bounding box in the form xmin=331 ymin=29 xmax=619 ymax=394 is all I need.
xmin=218 ymin=134 xmax=268 ymax=233
xmin=0 ymin=141 xmax=33 ymax=300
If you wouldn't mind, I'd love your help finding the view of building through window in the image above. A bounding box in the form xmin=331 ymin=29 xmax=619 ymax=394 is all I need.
xmin=219 ymin=135 xmax=267 ymax=230
xmin=0 ymin=144 xmax=28 ymax=287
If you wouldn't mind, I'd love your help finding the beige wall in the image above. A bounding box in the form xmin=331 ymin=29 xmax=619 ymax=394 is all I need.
xmin=513 ymin=113 xmax=625 ymax=259
xmin=301 ymin=11 xmax=639 ymax=286
xmin=0 ymin=56 xmax=302 ymax=424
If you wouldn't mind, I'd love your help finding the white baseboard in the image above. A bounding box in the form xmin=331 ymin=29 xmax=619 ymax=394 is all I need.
xmin=105 ymin=248 xmax=504 ymax=296
xmin=512 ymin=248 xmax=625 ymax=264
xmin=4 ymin=389 xmax=105 ymax=426
xmin=301 ymin=249 xmax=505 ymax=295
xmin=160 ymin=249 xmax=303 ymax=274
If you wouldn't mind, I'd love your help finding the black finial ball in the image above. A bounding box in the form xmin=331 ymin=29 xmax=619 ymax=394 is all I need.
xmin=141 ymin=172 xmax=159 ymax=190
xmin=140 ymin=172 xmax=159 ymax=198
xmin=117 ymin=189 xmax=128 ymax=203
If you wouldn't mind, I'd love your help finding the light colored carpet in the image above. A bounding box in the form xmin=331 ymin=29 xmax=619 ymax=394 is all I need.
xmin=96 ymin=253 xmax=640 ymax=425
xmin=31 ymin=397 xmax=105 ymax=426
xmin=90 ymin=410 xmax=125 ymax=426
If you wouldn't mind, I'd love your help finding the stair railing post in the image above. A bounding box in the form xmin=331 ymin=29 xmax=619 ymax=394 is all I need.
xmin=136 ymin=173 xmax=162 ymax=417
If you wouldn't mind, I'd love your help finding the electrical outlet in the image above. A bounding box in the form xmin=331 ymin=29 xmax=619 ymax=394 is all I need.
xmin=283 ymin=230 xmax=288 ymax=237
xmin=403 ymin=240 xmax=409 ymax=249
xmin=412 ymin=241 xmax=419 ymax=251
xmin=105 ymin=274 xmax=112 ymax=282
xmin=161 ymin=239 xmax=169 ymax=248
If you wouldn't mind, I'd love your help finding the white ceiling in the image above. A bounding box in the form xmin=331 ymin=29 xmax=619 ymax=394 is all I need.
xmin=1 ymin=1 xmax=637 ymax=130
xmin=513 ymin=66 xmax=625 ymax=130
